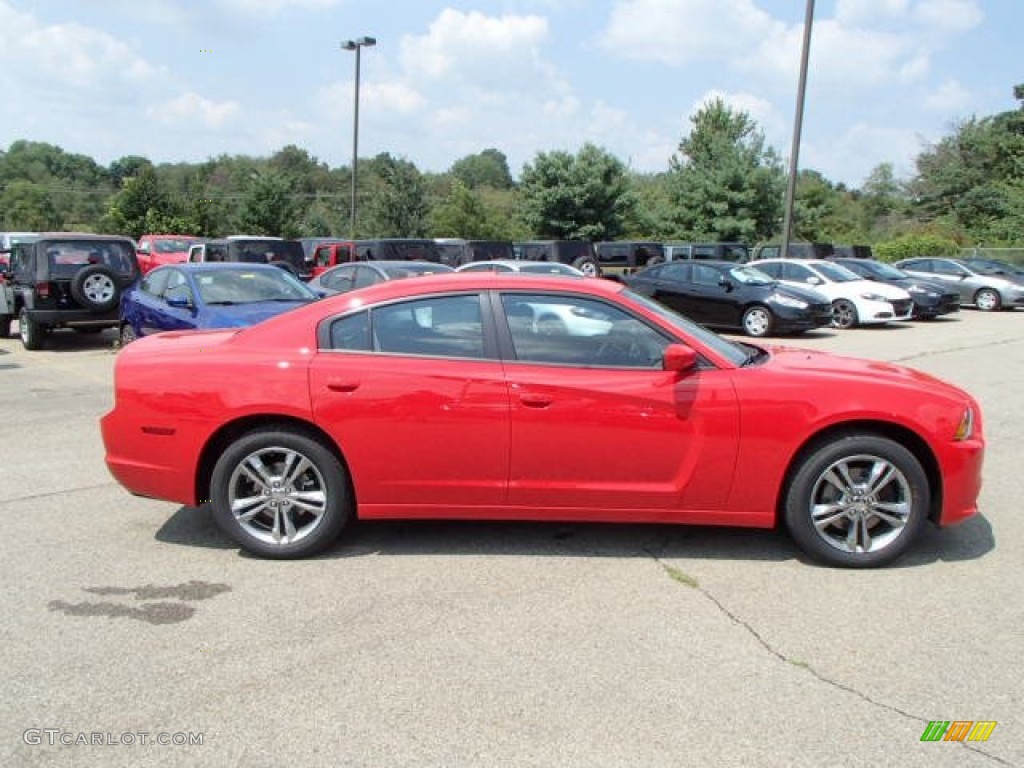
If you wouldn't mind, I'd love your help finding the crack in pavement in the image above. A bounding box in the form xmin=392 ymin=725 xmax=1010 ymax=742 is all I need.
xmin=643 ymin=544 xmax=1015 ymax=766
xmin=0 ymin=481 xmax=120 ymax=506
xmin=891 ymin=334 xmax=1024 ymax=365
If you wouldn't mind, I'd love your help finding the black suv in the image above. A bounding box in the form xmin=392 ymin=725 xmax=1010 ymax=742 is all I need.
xmin=188 ymin=237 xmax=311 ymax=280
xmin=3 ymin=234 xmax=140 ymax=350
xmin=594 ymin=241 xmax=664 ymax=276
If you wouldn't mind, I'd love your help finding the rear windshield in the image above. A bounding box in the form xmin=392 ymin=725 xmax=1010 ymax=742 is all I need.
xmin=231 ymin=240 xmax=305 ymax=266
xmin=45 ymin=240 xmax=136 ymax=277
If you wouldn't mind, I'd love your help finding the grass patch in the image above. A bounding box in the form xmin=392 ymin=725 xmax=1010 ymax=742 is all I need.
xmin=663 ymin=564 xmax=699 ymax=589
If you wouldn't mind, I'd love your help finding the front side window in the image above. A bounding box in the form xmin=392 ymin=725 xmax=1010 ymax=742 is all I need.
xmin=500 ymin=293 xmax=668 ymax=368
xmin=163 ymin=270 xmax=194 ymax=304
xmin=322 ymin=266 xmax=356 ymax=293
xmin=141 ymin=268 xmax=171 ymax=296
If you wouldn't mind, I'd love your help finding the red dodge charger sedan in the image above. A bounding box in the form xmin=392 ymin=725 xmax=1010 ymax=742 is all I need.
xmin=101 ymin=273 xmax=984 ymax=567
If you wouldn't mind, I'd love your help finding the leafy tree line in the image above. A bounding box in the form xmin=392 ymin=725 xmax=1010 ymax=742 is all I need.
xmin=2 ymin=85 xmax=1021 ymax=253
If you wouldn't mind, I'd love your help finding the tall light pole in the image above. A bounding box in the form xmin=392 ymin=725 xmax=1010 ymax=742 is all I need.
xmin=780 ymin=0 xmax=814 ymax=259
xmin=341 ymin=36 xmax=376 ymax=239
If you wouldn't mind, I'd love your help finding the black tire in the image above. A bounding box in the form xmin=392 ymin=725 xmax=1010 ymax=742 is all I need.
xmin=269 ymin=260 xmax=298 ymax=276
xmin=831 ymin=299 xmax=858 ymax=329
xmin=19 ymin=307 xmax=45 ymax=350
xmin=119 ymin=323 xmax=138 ymax=345
xmin=973 ymin=288 xmax=1001 ymax=312
xmin=571 ymin=256 xmax=600 ymax=277
xmin=209 ymin=428 xmax=352 ymax=559
xmin=741 ymin=305 xmax=773 ymax=337
xmin=0 ymin=314 xmax=11 ymax=338
xmin=784 ymin=434 xmax=929 ymax=568
xmin=70 ymin=265 xmax=120 ymax=312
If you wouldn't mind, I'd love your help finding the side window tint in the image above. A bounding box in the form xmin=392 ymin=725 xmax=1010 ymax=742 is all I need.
xmin=322 ymin=268 xmax=355 ymax=292
xmin=329 ymin=311 xmax=371 ymax=351
xmin=373 ymin=295 xmax=485 ymax=359
xmin=693 ymin=265 xmax=719 ymax=285
xmin=660 ymin=263 xmax=690 ymax=281
xmin=164 ymin=271 xmax=193 ymax=303
xmin=141 ymin=269 xmax=170 ymax=296
xmin=352 ymin=266 xmax=378 ymax=289
xmin=500 ymin=293 xmax=667 ymax=368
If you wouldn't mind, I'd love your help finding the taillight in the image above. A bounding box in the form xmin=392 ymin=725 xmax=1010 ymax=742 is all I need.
xmin=36 ymin=281 xmax=52 ymax=299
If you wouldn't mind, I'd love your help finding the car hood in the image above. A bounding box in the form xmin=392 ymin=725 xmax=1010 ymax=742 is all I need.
xmin=774 ymin=283 xmax=829 ymax=303
xmin=203 ymin=300 xmax=315 ymax=328
xmin=762 ymin=345 xmax=968 ymax=400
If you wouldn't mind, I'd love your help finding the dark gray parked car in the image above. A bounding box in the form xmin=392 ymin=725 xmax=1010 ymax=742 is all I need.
xmin=894 ymin=257 xmax=1024 ymax=311
xmin=831 ymin=258 xmax=960 ymax=319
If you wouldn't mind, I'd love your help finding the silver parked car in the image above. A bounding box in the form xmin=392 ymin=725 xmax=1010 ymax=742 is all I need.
xmin=895 ymin=257 xmax=1024 ymax=311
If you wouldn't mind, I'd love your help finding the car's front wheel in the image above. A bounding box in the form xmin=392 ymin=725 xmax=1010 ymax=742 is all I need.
xmin=784 ymin=434 xmax=929 ymax=568
xmin=119 ymin=324 xmax=138 ymax=345
xmin=974 ymin=288 xmax=1001 ymax=312
xmin=831 ymin=299 xmax=858 ymax=329
xmin=19 ymin=308 xmax=45 ymax=350
xmin=210 ymin=428 xmax=352 ymax=559
xmin=741 ymin=305 xmax=773 ymax=337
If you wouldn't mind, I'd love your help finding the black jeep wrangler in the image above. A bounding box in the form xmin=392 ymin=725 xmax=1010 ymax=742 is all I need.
xmin=2 ymin=233 xmax=140 ymax=350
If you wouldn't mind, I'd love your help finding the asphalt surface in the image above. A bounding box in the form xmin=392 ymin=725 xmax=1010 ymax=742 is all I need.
xmin=0 ymin=310 xmax=1021 ymax=767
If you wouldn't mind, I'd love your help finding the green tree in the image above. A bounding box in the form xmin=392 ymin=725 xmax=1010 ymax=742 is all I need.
xmin=874 ymin=233 xmax=960 ymax=262
xmin=101 ymin=164 xmax=176 ymax=238
xmin=0 ymin=181 xmax=62 ymax=230
xmin=429 ymin=179 xmax=508 ymax=238
xmin=449 ymin=149 xmax=514 ymax=190
xmin=363 ymin=154 xmax=429 ymax=237
xmin=666 ymin=98 xmax=785 ymax=241
xmin=237 ymin=171 xmax=301 ymax=238
xmin=517 ymin=143 xmax=634 ymax=240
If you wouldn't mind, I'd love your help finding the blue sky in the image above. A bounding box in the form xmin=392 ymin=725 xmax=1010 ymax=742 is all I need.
xmin=0 ymin=0 xmax=1016 ymax=187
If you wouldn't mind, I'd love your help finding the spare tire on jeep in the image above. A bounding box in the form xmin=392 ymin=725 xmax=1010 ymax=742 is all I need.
xmin=70 ymin=265 xmax=120 ymax=312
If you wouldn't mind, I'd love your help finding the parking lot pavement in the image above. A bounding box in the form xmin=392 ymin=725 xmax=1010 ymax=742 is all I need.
xmin=0 ymin=314 xmax=1021 ymax=767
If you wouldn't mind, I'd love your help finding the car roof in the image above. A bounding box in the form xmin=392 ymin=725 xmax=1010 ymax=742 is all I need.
xmin=152 ymin=262 xmax=285 ymax=272
xmin=329 ymin=271 xmax=623 ymax=302
xmin=750 ymin=258 xmax=832 ymax=266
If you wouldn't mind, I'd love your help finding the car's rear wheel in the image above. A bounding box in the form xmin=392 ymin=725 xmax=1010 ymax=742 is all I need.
xmin=741 ymin=305 xmax=773 ymax=337
xmin=19 ymin=308 xmax=45 ymax=350
xmin=974 ymin=288 xmax=1001 ymax=312
xmin=831 ymin=299 xmax=858 ymax=329
xmin=785 ymin=434 xmax=928 ymax=568
xmin=210 ymin=428 xmax=352 ymax=559
xmin=119 ymin=324 xmax=138 ymax=345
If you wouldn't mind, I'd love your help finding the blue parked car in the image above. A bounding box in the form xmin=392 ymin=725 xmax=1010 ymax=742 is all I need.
xmin=118 ymin=262 xmax=319 ymax=344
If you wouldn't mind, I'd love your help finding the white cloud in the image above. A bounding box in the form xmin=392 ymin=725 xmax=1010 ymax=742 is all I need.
xmin=924 ymin=79 xmax=972 ymax=112
xmin=216 ymin=0 xmax=343 ymax=14
xmin=835 ymin=0 xmax=909 ymax=26
xmin=600 ymin=0 xmax=780 ymax=65
xmin=147 ymin=93 xmax=241 ymax=128
xmin=803 ymin=123 xmax=925 ymax=185
xmin=399 ymin=9 xmax=549 ymax=82
xmin=689 ymin=90 xmax=785 ymax=139
xmin=912 ymin=0 xmax=983 ymax=34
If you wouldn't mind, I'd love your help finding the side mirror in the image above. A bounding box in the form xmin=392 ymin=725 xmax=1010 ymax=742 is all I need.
xmin=718 ymin=276 xmax=733 ymax=289
xmin=806 ymin=277 xmax=822 ymax=285
xmin=662 ymin=343 xmax=697 ymax=372
xmin=166 ymin=296 xmax=192 ymax=309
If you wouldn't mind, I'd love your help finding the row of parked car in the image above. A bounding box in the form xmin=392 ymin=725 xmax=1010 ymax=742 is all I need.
xmin=1 ymin=231 xmax=1022 ymax=350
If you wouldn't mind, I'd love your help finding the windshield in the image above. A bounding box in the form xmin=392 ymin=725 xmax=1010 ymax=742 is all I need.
xmin=728 ymin=265 xmax=774 ymax=285
xmin=195 ymin=267 xmax=317 ymax=304
xmin=858 ymin=260 xmax=905 ymax=279
xmin=814 ymin=262 xmax=860 ymax=283
xmin=153 ymin=238 xmax=200 ymax=253
xmin=622 ymin=288 xmax=749 ymax=366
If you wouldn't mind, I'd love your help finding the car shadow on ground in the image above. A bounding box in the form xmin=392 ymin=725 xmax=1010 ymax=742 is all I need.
xmin=9 ymin=326 xmax=118 ymax=352
xmin=155 ymin=505 xmax=995 ymax=567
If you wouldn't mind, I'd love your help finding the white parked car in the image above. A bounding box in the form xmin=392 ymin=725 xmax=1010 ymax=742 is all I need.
xmin=455 ymin=259 xmax=586 ymax=277
xmin=749 ymin=258 xmax=913 ymax=329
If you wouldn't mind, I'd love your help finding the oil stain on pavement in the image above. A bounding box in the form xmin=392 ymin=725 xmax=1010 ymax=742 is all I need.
xmin=48 ymin=580 xmax=232 ymax=625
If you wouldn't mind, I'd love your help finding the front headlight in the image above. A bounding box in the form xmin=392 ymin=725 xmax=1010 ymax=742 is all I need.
xmin=954 ymin=407 xmax=975 ymax=441
xmin=770 ymin=294 xmax=808 ymax=309
xmin=908 ymin=285 xmax=936 ymax=296
xmin=860 ymin=293 xmax=886 ymax=302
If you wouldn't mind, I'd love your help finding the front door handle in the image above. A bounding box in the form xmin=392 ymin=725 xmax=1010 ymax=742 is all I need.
xmin=326 ymin=380 xmax=360 ymax=393
xmin=518 ymin=393 xmax=552 ymax=408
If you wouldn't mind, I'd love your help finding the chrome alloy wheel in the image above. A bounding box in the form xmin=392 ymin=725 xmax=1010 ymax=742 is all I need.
xmin=82 ymin=273 xmax=116 ymax=304
xmin=227 ymin=446 xmax=328 ymax=547
xmin=807 ymin=453 xmax=913 ymax=555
